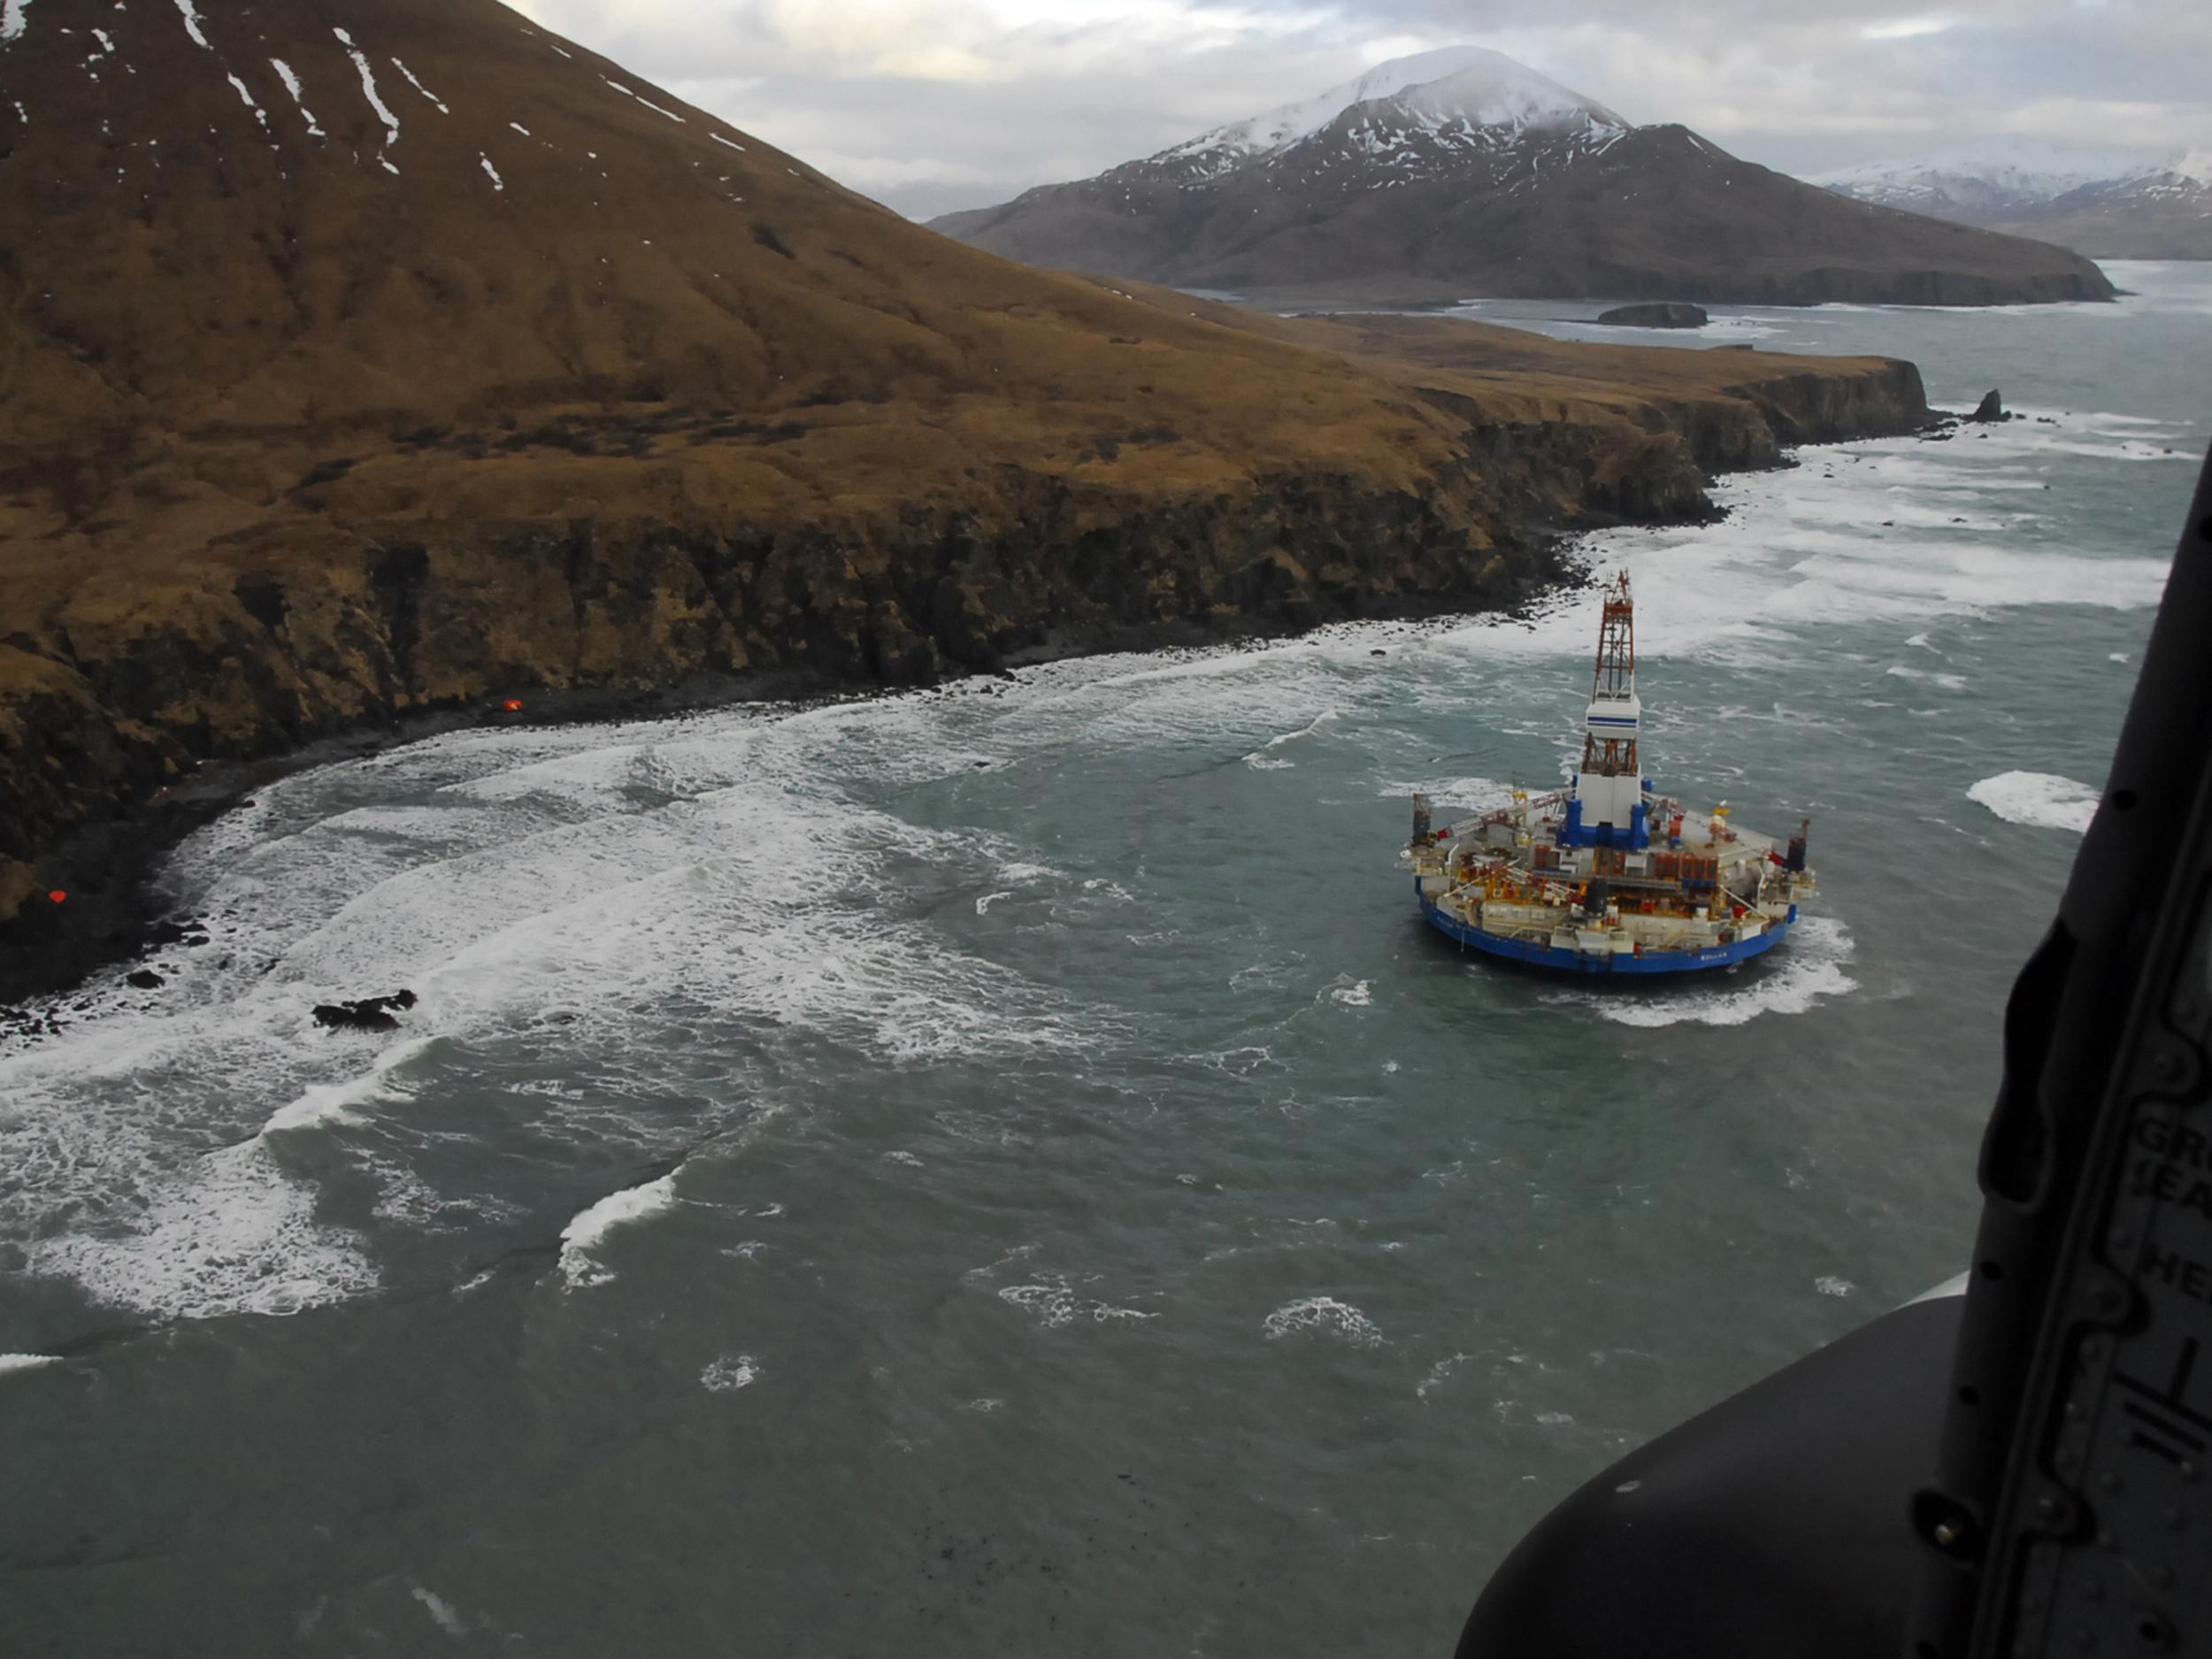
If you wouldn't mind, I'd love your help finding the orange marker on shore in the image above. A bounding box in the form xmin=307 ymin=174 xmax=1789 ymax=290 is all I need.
xmin=503 ymin=698 xmax=525 ymax=712
xmin=48 ymin=889 xmax=67 ymax=904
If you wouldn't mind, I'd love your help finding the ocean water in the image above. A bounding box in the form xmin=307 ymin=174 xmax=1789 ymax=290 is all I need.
xmin=0 ymin=262 xmax=2206 ymax=1656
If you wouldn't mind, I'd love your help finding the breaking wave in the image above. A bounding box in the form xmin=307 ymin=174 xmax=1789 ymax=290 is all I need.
xmin=1969 ymin=771 xmax=2101 ymax=833
xmin=558 ymin=1173 xmax=680 ymax=1289
xmin=1246 ymin=708 xmax=1340 ymax=770
xmin=1544 ymin=917 xmax=1858 ymax=1029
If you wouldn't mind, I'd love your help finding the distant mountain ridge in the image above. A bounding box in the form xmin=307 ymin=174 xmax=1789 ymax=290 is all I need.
xmin=1809 ymin=141 xmax=2212 ymax=259
xmin=1810 ymin=139 xmax=2172 ymax=214
xmin=932 ymin=48 xmax=2115 ymax=307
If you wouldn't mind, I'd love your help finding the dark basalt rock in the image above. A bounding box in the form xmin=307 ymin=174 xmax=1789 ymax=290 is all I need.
xmin=126 ymin=969 xmax=164 ymax=990
xmin=312 ymin=1004 xmax=396 ymax=1032
xmin=1597 ymin=302 xmax=1709 ymax=328
xmin=1966 ymin=389 xmax=2010 ymax=423
xmin=312 ymin=989 xmax=418 ymax=1033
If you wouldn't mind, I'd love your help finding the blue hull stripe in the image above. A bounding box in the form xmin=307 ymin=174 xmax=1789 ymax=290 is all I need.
xmin=1416 ymin=890 xmax=1793 ymax=977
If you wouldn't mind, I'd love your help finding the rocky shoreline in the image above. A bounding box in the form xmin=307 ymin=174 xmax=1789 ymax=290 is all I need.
xmin=0 ymin=511 xmax=1562 ymax=1016
xmin=4 ymin=586 xmax=1598 ymax=1027
xmin=0 ymin=347 xmax=1934 ymax=1013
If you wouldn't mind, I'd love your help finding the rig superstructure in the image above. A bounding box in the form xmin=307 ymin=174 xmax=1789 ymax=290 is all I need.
xmin=1402 ymin=572 xmax=1816 ymax=975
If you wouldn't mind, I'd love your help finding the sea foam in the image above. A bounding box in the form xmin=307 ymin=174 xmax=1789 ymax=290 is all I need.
xmin=1970 ymin=771 xmax=2101 ymax=833
xmin=27 ymin=1136 xmax=378 ymax=1320
xmin=1263 ymin=1295 xmax=1386 ymax=1348
xmin=701 ymin=1355 xmax=760 ymax=1391
xmin=1 ymin=689 xmax=1125 ymax=1325
xmin=997 ymin=1273 xmax=1156 ymax=1328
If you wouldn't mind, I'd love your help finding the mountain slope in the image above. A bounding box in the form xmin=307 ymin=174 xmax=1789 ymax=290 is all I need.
xmin=3 ymin=0 xmax=1148 ymax=439
xmin=933 ymin=50 xmax=2114 ymax=306
xmin=0 ymin=1 xmax=1932 ymax=986
xmin=1811 ymin=142 xmax=2212 ymax=259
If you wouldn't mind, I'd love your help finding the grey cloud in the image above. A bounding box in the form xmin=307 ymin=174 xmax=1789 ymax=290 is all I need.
xmin=512 ymin=0 xmax=2209 ymax=217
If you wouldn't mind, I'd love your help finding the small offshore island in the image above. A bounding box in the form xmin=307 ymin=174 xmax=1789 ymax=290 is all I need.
xmin=1598 ymin=303 xmax=1712 ymax=328
xmin=1 ymin=0 xmax=1965 ymax=1001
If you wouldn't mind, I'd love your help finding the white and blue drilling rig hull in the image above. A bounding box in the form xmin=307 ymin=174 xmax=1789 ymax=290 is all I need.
xmin=1417 ymin=887 xmax=1798 ymax=976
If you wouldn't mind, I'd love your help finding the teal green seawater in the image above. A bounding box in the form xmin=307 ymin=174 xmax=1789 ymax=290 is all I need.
xmin=0 ymin=263 xmax=2206 ymax=1656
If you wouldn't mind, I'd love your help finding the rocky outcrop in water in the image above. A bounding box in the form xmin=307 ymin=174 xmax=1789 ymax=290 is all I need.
xmin=312 ymin=991 xmax=419 ymax=1032
xmin=1598 ymin=303 xmax=1710 ymax=327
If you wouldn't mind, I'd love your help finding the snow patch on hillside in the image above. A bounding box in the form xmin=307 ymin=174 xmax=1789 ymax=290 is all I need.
xmin=269 ymin=58 xmax=324 ymax=136
xmin=600 ymin=75 xmax=686 ymax=123
xmin=171 ymin=0 xmax=209 ymax=50
xmin=334 ymin=28 xmax=401 ymax=150
xmin=390 ymin=57 xmax=449 ymax=115
xmin=226 ymin=72 xmax=268 ymax=131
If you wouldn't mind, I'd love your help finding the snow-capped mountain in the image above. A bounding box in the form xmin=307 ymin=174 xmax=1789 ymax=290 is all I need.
xmin=1809 ymin=142 xmax=2212 ymax=258
xmin=932 ymin=48 xmax=2113 ymax=306
xmin=1810 ymin=139 xmax=2167 ymax=214
xmin=1153 ymin=46 xmax=1627 ymax=184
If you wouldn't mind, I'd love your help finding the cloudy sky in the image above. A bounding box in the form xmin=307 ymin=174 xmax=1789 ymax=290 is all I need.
xmin=509 ymin=0 xmax=2208 ymax=219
